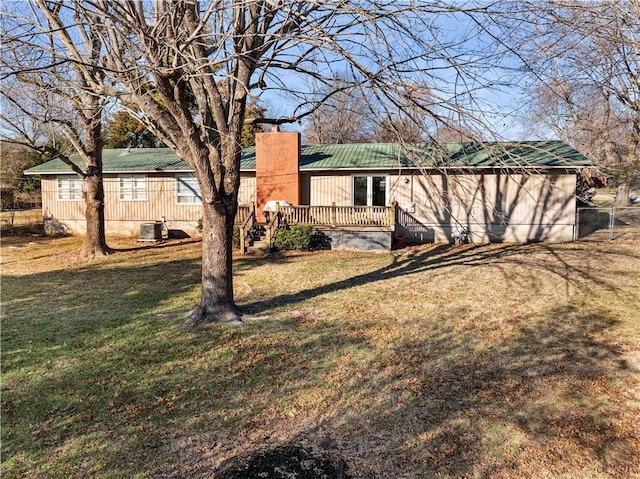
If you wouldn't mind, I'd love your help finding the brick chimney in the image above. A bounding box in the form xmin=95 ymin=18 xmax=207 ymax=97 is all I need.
xmin=255 ymin=128 xmax=301 ymax=218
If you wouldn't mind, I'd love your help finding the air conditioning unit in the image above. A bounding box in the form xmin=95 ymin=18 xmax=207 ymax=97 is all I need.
xmin=139 ymin=222 xmax=163 ymax=242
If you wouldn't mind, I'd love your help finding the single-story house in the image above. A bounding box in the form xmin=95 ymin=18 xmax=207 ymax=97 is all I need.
xmin=25 ymin=130 xmax=592 ymax=250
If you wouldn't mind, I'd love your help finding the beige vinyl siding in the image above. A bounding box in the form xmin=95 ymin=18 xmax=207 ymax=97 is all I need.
xmin=309 ymin=174 xmax=353 ymax=206
xmin=310 ymin=172 xmax=407 ymax=206
xmin=44 ymin=174 xmax=258 ymax=221
xmin=101 ymin=174 xmax=200 ymax=222
xmin=306 ymin=170 xmax=577 ymax=242
xmin=41 ymin=175 xmax=182 ymax=222
xmin=42 ymin=177 xmax=85 ymax=221
xmin=41 ymin=169 xmax=578 ymax=242
xmin=405 ymin=172 xmax=576 ymax=225
xmin=395 ymin=171 xmax=577 ymax=242
xmin=238 ymin=174 xmax=256 ymax=205
xmin=42 ymin=173 xmax=259 ymax=236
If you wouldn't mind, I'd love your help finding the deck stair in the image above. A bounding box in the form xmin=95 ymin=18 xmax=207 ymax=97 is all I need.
xmin=245 ymin=222 xmax=271 ymax=255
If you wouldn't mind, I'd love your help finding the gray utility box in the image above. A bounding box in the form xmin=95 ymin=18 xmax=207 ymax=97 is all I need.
xmin=139 ymin=222 xmax=163 ymax=242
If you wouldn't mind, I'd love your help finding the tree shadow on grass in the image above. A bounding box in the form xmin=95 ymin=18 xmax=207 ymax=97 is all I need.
xmin=1 ymin=255 xmax=203 ymax=362
xmin=193 ymin=243 xmax=640 ymax=478
xmin=110 ymin=238 xmax=202 ymax=252
xmin=360 ymin=304 xmax=639 ymax=478
xmin=191 ymin=304 xmax=639 ymax=478
xmin=240 ymin=242 xmax=639 ymax=316
xmin=2 ymin=242 xmax=639 ymax=478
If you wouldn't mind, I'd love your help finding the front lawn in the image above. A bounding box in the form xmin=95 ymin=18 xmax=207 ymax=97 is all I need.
xmin=2 ymin=236 xmax=639 ymax=478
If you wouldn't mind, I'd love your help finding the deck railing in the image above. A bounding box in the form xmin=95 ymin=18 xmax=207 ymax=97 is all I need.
xmin=264 ymin=208 xmax=280 ymax=248
xmin=279 ymin=202 xmax=396 ymax=227
xmin=238 ymin=203 xmax=255 ymax=254
xmin=235 ymin=204 xmax=253 ymax=225
xmin=236 ymin=202 xmax=396 ymax=228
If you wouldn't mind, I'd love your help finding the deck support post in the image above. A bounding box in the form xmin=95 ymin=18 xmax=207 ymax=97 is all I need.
xmin=331 ymin=202 xmax=337 ymax=227
xmin=390 ymin=200 xmax=397 ymax=226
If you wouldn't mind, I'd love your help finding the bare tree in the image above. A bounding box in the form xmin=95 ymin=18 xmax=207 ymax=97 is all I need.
xmin=514 ymin=0 xmax=640 ymax=205
xmin=304 ymin=76 xmax=375 ymax=144
xmin=51 ymin=1 xmax=513 ymax=328
xmin=370 ymin=82 xmax=432 ymax=143
xmin=304 ymin=78 xmax=475 ymax=144
xmin=1 ymin=0 xmax=111 ymax=256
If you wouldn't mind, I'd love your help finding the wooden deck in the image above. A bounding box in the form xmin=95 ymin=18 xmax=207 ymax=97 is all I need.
xmin=280 ymin=204 xmax=395 ymax=227
xmin=237 ymin=202 xmax=397 ymax=253
xmin=236 ymin=202 xmax=396 ymax=228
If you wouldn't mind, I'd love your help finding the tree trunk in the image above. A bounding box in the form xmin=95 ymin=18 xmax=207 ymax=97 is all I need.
xmin=613 ymin=182 xmax=630 ymax=207
xmin=182 ymin=201 xmax=242 ymax=330
xmin=79 ymin=107 xmax=112 ymax=258
xmin=80 ymin=173 xmax=112 ymax=258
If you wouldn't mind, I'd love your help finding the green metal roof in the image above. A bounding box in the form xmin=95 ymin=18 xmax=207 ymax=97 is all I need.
xmin=24 ymin=141 xmax=591 ymax=175
xmin=24 ymin=148 xmax=193 ymax=175
xmin=300 ymin=141 xmax=592 ymax=169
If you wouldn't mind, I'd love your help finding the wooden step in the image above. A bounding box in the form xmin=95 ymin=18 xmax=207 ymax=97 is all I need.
xmin=247 ymin=240 xmax=270 ymax=254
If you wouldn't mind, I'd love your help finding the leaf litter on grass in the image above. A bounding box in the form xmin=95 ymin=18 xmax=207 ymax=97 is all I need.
xmin=2 ymin=237 xmax=640 ymax=478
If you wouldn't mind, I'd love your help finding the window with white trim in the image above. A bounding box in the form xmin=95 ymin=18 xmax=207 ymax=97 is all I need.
xmin=119 ymin=175 xmax=147 ymax=201
xmin=176 ymin=175 xmax=202 ymax=205
xmin=57 ymin=175 xmax=83 ymax=201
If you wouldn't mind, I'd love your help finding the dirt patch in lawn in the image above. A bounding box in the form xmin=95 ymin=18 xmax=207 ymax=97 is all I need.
xmin=215 ymin=445 xmax=350 ymax=479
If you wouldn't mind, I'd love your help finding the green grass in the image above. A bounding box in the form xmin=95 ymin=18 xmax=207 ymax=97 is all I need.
xmin=2 ymin=236 xmax=640 ymax=478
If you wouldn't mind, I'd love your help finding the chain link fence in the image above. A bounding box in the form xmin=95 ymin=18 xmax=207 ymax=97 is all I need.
xmin=576 ymin=207 xmax=640 ymax=241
